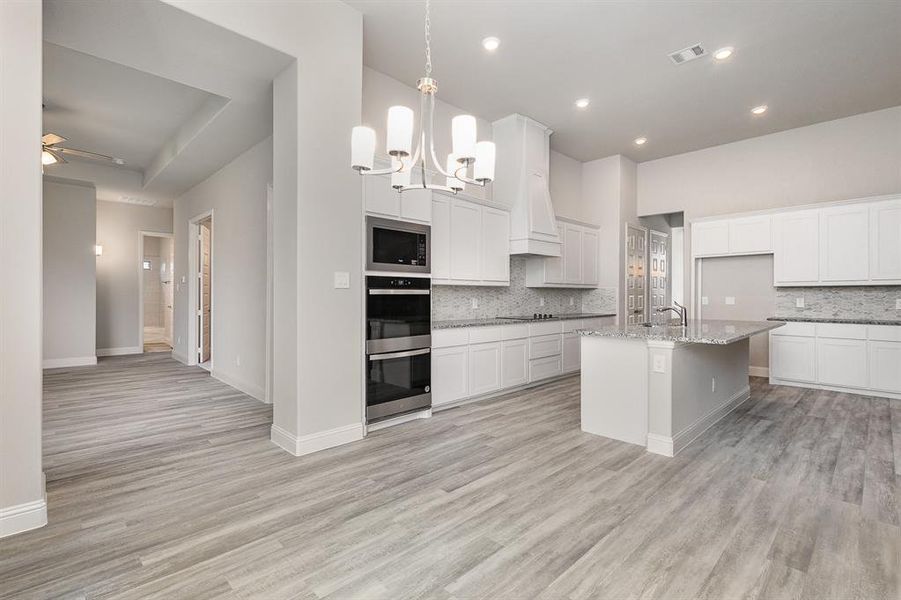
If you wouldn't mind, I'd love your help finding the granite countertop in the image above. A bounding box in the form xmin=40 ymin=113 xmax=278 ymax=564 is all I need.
xmin=578 ymin=319 xmax=784 ymax=345
xmin=768 ymin=316 xmax=901 ymax=326
xmin=432 ymin=313 xmax=616 ymax=330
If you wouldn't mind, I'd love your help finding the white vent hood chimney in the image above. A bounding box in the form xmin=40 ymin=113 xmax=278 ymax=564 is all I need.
xmin=491 ymin=114 xmax=561 ymax=256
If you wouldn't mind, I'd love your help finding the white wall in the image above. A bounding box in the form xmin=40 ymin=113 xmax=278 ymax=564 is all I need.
xmin=165 ymin=0 xmax=365 ymax=452
xmin=173 ymin=137 xmax=272 ymax=401
xmin=638 ymin=106 xmax=901 ymax=217
xmin=96 ymin=201 xmax=173 ymax=354
xmin=42 ymin=178 xmax=97 ymax=367
xmin=0 ymin=0 xmax=45 ymax=537
xmin=549 ymin=150 xmax=584 ymax=223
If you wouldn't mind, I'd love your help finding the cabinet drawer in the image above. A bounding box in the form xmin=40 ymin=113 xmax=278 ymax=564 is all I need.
xmin=529 ymin=355 xmax=562 ymax=382
xmin=431 ymin=328 xmax=469 ymax=348
xmin=816 ymin=323 xmax=867 ymax=340
xmin=501 ymin=324 xmax=530 ymax=340
xmin=869 ymin=325 xmax=901 ymax=342
xmin=469 ymin=326 xmax=502 ymax=344
xmin=529 ymin=321 xmax=563 ymax=337
xmin=562 ymin=319 xmax=584 ymax=333
xmin=770 ymin=322 xmax=816 ymax=337
xmin=529 ymin=334 xmax=563 ymax=359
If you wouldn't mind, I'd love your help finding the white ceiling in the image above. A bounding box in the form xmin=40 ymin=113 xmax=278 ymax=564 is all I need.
xmin=42 ymin=0 xmax=293 ymax=207
xmin=348 ymin=0 xmax=901 ymax=162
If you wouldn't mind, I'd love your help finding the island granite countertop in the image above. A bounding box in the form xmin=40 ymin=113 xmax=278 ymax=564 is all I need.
xmin=768 ymin=316 xmax=901 ymax=326
xmin=432 ymin=313 xmax=615 ymax=330
xmin=578 ymin=319 xmax=784 ymax=345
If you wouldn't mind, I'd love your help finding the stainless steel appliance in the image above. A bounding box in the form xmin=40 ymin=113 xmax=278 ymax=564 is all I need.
xmin=367 ymin=216 xmax=430 ymax=274
xmin=365 ymin=276 xmax=431 ymax=422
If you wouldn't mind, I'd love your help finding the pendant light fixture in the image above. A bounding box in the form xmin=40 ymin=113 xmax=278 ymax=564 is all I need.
xmin=350 ymin=0 xmax=495 ymax=193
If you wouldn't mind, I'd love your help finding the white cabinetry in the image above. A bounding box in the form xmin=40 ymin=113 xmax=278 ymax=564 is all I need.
xmin=770 ymin=322 xmax=901 ymax=398
xmin=691 ymin=220 xmax=730 ymax=257
xmin=431 ymin=345 xmax=469 ymax=406
xmin=773 ymin=210 xmax=819 ymax=284
xmin=870 ymin=199 xmax=901 ymax=281
xmin=728 ymin=215 xmax=773 ymax=254
xmin=432 ymin=195 xmax=510 ymax=286
xmin=819 ymin=204 xmax=869 ymax=283
xmin=526 ymin=219 xmax=601 ymax=288
xmin=469 ymin=342 xmax=502 ymax=396
xmin=501 ymin=338 xmax=529 ymax=388
xmin=364 ymin=175 xmax=432 ymax=224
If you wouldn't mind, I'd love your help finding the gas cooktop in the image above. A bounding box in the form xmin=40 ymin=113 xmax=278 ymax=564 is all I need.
xmin=496 ymin=314 xmax=558 ymax=321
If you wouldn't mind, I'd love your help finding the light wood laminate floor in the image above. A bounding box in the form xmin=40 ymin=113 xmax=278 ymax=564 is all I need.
xmin=2 ymin=353 xmax=899 ymax=599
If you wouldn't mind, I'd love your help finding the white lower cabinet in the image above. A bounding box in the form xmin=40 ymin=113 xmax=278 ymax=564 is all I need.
xmin=816 ymin=337 xmax=868 ymax=389
xmin=469 ymin=342 xmax=502 ymax=396
xmin=530 ymin=355 xmax=562 ymax=382
xmin=869 ymin=341 xmax=901 ymax=393
xmin=431 ymin=346 xmax=469 ymax=406
xmin=501 ymin=338 xmax=529 ymax=388
xmin=770 ymin=335 xmax=816 ymax=383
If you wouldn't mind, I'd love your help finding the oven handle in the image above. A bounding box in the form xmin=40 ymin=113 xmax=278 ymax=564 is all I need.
xmin=368 ymin=348 xmax=431 ymax=361
xmin=368 ymin=289 xmax=430 ymax=295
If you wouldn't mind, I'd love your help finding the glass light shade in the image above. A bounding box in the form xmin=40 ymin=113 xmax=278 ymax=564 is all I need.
xmin=386 ymin=106 xmax=414 ymax=156
xmin=41 ymin=150 xmax=58 ymax=166
xmin=474 ymin=141 xmax=496 ymax=182
xmin=351 ymin=126 xmax=376 ymax=171
xmin=390 ymin=156 xmax=411 ymax=189
xmin=452 ymin=115 xmax=477 ymax=161
xmin=445 ymin=154 xmax=464 ymax=191
xmin=94 ymin=245 xmax=103 ymax=257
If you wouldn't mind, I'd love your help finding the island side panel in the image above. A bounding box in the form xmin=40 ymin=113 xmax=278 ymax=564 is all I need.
xmin=647 ymin=338 xmax=751 ymax=457
xmin=580 ymin=336 xmax=649 ymax=447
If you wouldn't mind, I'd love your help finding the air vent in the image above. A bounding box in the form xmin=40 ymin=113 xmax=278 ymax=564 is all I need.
xmin=669 ymin=44 xmax=706 ymax=65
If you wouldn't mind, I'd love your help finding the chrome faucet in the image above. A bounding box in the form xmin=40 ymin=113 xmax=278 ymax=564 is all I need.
xmin=657 ymin=301 xmax=688 ymax=327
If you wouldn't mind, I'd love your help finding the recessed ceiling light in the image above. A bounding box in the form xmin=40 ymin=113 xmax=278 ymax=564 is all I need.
xmin=751 ymin=105 xmax=768 ymax=115
xmin=713 ymin=46 xmax=734 ymax=61
xmin=634 ymin=137 xmax=647 ymax=146
xmin=575 ymin=98 xmax=590 ymax=109
xmin=481 ymin=37 xmax=500 ymax=51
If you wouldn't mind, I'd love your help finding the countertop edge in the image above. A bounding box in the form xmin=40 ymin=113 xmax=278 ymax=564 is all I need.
xmin=578 ymin=320 xmax=785 ymax=345
xmin=432 ymin=313 xmax=616 ymax=330
xmin=767 ymin=316 xmax=901 ymax=326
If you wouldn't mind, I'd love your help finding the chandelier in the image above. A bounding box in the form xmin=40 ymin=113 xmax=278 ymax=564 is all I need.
xmin=350 ymin=0 xmax=495 ymax=193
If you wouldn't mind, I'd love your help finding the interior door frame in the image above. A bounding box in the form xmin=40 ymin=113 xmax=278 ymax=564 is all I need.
xmin=137 ymin=230 xmax=174 ymax=352
xmin=188 ymin=209 xmax=214 ymax=369
xmin=623 ymin=223 xmax=649 ymax=325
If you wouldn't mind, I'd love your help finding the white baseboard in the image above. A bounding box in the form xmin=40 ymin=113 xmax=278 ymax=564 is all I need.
xmin=366 ymin=408 xmax=431 ymax=432
xmin=171 ymin=350 xmax=190 ymax=365
xmin=270 ymin=422 xmax=364 ymax=457
xmin=748 ymin=366 xmax=770 ymax=377
xmin=0 ymin=497 xmax=47 ymax=538
xmin=212 ymin=369 xmax=265 ymax=403
xmin=96 ymin=346 xmax=142 ymax=357
xmin=769 ymin=378 xmax=901 ymax=401
xmin=647 ymin=385 xmax=751 ymax=458
xmin=42 ymin=356 xmax=97 ymax=369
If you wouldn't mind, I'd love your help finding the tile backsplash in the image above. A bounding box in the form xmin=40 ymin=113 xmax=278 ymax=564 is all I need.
xmin=775 ymin=286 xmax=901 ymax=320
xmin=432 ymin=256 xmax=617 ymax=320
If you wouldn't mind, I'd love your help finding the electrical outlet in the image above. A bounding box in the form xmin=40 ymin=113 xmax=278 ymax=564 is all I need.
xmin=236 ymin=355 xmax=241 ymax=367
xmin=569 ymin=297 xmax=575 ymax=306
xmin=795 ymin=297 xmax=805 ymax=308
xmin=333 ymin=271 xmax=350 ymax=289
xmin=181 ymin=275 xmax=186 ymax=284
xmin=896 ymin=299 xmax=901 ymax=310
xmin=540 ymin=297 xmax=546 ymax=307
xmin=725 ymin=296 xmax=735 ymax=305
xmin=471 ymin=298 xmax=479 ymax=309
xmin=701 ymin=296 xmax=709 ymax=305
xmin=177 ymin=336 xmax=181 ymax=345
xmin=176 ymin=283 xmax=180 ymax=292
xmin=711 ymin=377 xmax=716 ymax=393
xmin=652 ymin=354 xmax=665 ymax=373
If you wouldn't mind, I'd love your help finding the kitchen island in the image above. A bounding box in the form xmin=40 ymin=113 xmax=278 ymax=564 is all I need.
xmin=578 ymin=320 xmax=783 ymax=457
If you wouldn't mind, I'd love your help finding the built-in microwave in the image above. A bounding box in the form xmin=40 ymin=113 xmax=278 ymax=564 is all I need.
xmin=367 ymin=216 xmax=430 ymax=274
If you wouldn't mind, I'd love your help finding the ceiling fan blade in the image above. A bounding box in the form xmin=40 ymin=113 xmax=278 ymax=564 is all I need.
xmin=59 ymin=147 xmax=115 ymax=162
xmin=42 ymin=133 xmax=66 ymax=146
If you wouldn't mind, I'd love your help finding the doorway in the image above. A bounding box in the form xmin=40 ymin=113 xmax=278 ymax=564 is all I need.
xmin=624 ymin=224 xmax=649 ymax=325
xmin=189 ymin=211 xmax=213 ymax=371
xmin=139 ymin=232 xmax=174 ymax=353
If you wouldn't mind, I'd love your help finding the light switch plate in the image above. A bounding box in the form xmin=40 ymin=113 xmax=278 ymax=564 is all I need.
xmin=540 ymin=298 xmax=546 ymax=307
xmin=725 ymin=296 xmax=735 ymax=305
xmin=471 ymin=298 xmax=479 ymax=309
xmin=701 ymin=296 xmax=709 ymax=305
xmin=652 ymin=354 xmax=665 ymax=373
xmin=333 ymin=271 xmax=350 ymax=289
xmin=795 ymin=297 xmax=805 ymax=308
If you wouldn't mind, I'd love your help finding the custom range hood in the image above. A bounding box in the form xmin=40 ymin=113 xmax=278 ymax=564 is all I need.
xmin=491 ymin=114 xmax=561 ymax=256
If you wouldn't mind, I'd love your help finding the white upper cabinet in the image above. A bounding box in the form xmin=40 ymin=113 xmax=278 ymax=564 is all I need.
xmin=363 ymin=174 xmax=431 ymax=224
xmin=819 ymin=204 xmax=869 ymax=282
xmin=449 ymin=199 xmax=481 ymax=281
xmin=774 ymin=210 xmax=819 ymax=284
xmin=691 ymin=220 xmax=730 ymax=256
xmin=870 ymin=199 xmax=901 ymax=281
xmin=728 ymin=215 xmax=772 ymax=254
xmin=526 ymin=219 xmax=600 ymax=288
xmin=563 ymin=224 xmax=583 ymax=284
xmin=432 ymin=195 xmax=511 ymax=286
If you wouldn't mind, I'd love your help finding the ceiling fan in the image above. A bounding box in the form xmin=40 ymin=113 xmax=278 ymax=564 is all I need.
xmin=41 ymin=133 xmax=126 ymax=167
